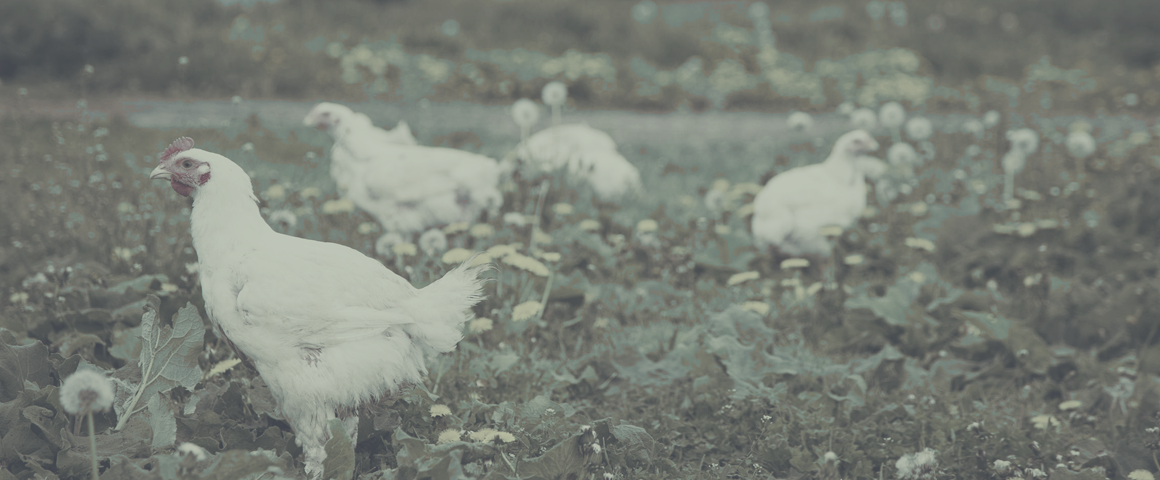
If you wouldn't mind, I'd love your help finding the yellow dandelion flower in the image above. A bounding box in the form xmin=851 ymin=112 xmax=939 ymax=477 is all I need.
xmin=908 ymin=271 xmax=926 ymax=284
xmin=202 ymin=358 xmax=242 ymax=380
xmin=1019 ymin=189 xmax=1042 ymax=201
xmin=844 ymin=254 xmax=864 ymax=265
xmin=470 ymin=224 xmax=495 ymax=239
xmin=469 ymin=253 xmax=492 ymax=267
xmin=992 ymin=223 xmax=1016 ymax=234
xmin=393 ymin=243 xmax=418 ymax=257
xmin=735 ymin=203 xmax=755 ymax=218
xmin=578 ymin=219 xmax=601 ymax=232
xmin=487 ymin=243 xmax=521 ymax=258
xmin=714 ymin=224 xmax=731 ymax=235
xmin=593 ymin=317 xmax=611 ymax=329
xmin=503 ymin=253 xmax=550 ymax=276
xmin=160 ymin=282 xmax=178 ymax=293
xmin=469 ymin=428 xmax=501 ymax=442
xmin=806 ymin=282 xmax=824 ymax=296
xmin=1016 ymin=223 xmax=1038 ymax=237
xmin=727 ymin=271 xmax=759 ymax=286
xmin=532 ymin=228 xmax=552 ymax=244
xmin=780 ymin=258 xmax=810 ymax=269
xmin=442 ymin=248 xmax=474 ymax=264
xmin=429 ymin=404 xmax=452 ymax=417
xmin=909 ymin=202 xmax=928 ymax=216
xmin=740 ymin=301 xmax=770 ymax=315
xmin=904 ymin=237 xmax=936 ymax=252
xmin=553 ymin=203 xmax=574 ymax=215
xmin=437 ymin=429 xmax=462 ymax=444
xmin=861 ymin=206 xmax=879 ymax=218
xmin=264 ymin=184 xmax=286 ymax=201
xmin=730 ymin=182 xmax=763 ymax=195
xmin=512 ymin=301 xmax=542 ymax=322
xmin=495 ymin=431 xmax=516 ymax=443
xmin=9 ymin=292 xmax=30 ymax=304
xmin=1035 ymin=218 xmax=1059 ymax=229
xmin=636 ymin=219 xmax=659 ymax=233
xmin=469 ymin=317 xmax=494 ymax=333
xmin=711 ymin=178 xmax=731 ymax=192
xmin=1058 ymin=400 xmax=1082 ymax=411
xmin=357 ymin=222 xmax=380 ymax=234
xmin=1128 ymin=470 xmax=1155 ymax=480
xmin=1030 ymin=414 xmax=1059 ymax=429
xmin=536 ymin=251 xmax=562 ymax=262
xmin=300 ymin=186 xmax=322 ymax=199
xmin=818 ymin=225 xmax=843 ymax=236
xmin=321 ymin=198 xmax=355 ymax=214
xmin=443 ymin=222 xmax=470 ymax=234
xmin=678 ymin=195 xmax=698 ymax=208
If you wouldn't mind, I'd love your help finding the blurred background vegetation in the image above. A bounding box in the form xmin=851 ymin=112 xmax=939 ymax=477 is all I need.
xmin=1 ymin=0 xmax=1157 ymax=113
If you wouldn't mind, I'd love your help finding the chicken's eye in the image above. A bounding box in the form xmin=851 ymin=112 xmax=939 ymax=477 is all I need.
xmin=181 ymin=160 xmax=193 ymax=169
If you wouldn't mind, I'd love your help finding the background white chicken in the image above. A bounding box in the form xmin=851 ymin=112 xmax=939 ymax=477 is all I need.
xmin=508 ymin=122 xmax=642 ymax=202
xmin=148 ymin=137 xmax=489 ymax=479
xmin=304 ymin=102 xmax=505 ymax=246
xmin=752 ymin=129 xmax=880 ymax=257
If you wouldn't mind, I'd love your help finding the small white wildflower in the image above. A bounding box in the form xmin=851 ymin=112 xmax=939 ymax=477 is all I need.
xmin=59 ymin=369 xmax=115 ymax=414
xmin=176 ymin=442 xmax=208 ymax=461
xmin=992 ymin=459 xmax=1011 ymax=472
xmin=591 ymin=443 xmax=602 ymax=454
xmin=823 ymin=451 xmax=838 ymax=463
xmin=787 ymin=111 xmax=814 ymax=132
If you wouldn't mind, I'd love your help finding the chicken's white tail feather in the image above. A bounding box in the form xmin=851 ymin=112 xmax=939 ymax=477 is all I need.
xmin=402 ymin=257 xmax=489 ymax=355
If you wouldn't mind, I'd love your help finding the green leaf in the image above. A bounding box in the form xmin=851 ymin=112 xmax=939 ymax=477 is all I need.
xmin=115 ymin=296 xmax=204 ymax=431
xmin=321 ymin=419 xmax=355 ymax=480
xmin=0 ymin=339 xmax=52 ymax=402
xmin=146 ymin=392 xmax=177 ymax=449
xmin=107 ymin=274 xmax=169 ymax=295
xmin=519 ymin=435 xmax=587 ymax=479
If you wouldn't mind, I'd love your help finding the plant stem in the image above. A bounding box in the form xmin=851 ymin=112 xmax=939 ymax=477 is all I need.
xmin=88 ymin=411 xmax=99 ymax=480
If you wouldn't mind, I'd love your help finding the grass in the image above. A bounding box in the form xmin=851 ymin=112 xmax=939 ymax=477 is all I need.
xmin=4 ymin=1 xmax=1160 ymax=478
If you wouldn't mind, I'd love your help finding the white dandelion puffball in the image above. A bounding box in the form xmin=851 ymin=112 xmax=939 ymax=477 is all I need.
xmin=1002 ymin=150 xmax=1026 ymax=175
xmin=837 ymin=101 xmax=856 ymax=116
xmin=787 ymin=111 xmax=814 ymax=132
xmin=1065 ymin=130 xmax=1096 ymax=159
xmin=982 ymin=110 xmax=1001 ymax=128
xmin=419 ymin=229 xmax=449 ymax=256
xmin=887 ymin=142 xmax=919 ymax=167
xmin=511 ymin=98 xmax=540 ymax=129
xmin=60 ymin=369 xmax=114 ymax=414
xmin=878 ymin=101 xmax=906 ymax=129
xmin=542 ymin=81 xmax=568 ymax=107
xmin=1006 ymin=128 xmax=1039 ymax=156
xmin=849 ymin=108 xmax=878 ymax=131
xmin=961 ymin=119 xmax=984 ymax=137
xmin=904 ymin=117 xmax=933 ymax=140
xmin=177 ymin=442 xmax=209 ymax=461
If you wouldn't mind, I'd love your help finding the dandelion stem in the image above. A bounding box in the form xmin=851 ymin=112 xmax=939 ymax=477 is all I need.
xmin=88 ymin=411 xmax=98 ymax=480
xmin=534 ymin=271 xmax=553 ymax=323
xmin=529 ymin=179 xmax=550 ymax=254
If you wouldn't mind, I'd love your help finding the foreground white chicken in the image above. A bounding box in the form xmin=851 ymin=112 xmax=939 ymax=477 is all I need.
xmin=752 ymin=130 xmax=880 ymax=256
xmin=509 ymin=123 xmax=642 ymax=201
xmin=305 ymin=102 xmax=504 ymax=238
xmin=149 ymin=137 xmax=488 ymax=478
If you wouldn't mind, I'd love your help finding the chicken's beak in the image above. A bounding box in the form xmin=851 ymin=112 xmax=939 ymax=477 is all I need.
xmin=150 ymin=165 xmax=172 ymax=180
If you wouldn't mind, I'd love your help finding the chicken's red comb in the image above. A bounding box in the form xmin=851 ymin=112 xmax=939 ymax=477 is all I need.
xmin=160 ymin=137 xmax=195 ymax=162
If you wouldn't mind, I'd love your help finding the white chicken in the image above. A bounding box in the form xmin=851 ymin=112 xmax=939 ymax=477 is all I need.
xmin=304 ymin=102 xmax=504 ymax=238
xmin=752 ymin=130 xmax=880 ymax=257
xmin=509 ymin=123 xmax=642 ymax=201
xmin=148 ymin=137 xmax=489 ymax=479
xmin=303 ymin=102 xmax=416 ymax=194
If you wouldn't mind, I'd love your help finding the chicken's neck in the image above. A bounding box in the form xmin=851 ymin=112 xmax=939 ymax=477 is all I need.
xmin=189 ymin=187 xmax=273 ymax=264
xmin=822 ymin=154 xmax=861 ymax=186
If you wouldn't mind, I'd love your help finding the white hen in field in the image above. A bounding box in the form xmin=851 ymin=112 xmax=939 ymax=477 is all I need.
xmin=303 ymin=102 xmax=416 ymax=193
xmin=149 ymin=137 xmax=488 ymax=479
xmin=752 ymin=130 xmax=880 ymax=256
xmin=510 ymin=123 xmax=641 ymax=201
xmin=305 ymin=102 xmax=504 ymax=237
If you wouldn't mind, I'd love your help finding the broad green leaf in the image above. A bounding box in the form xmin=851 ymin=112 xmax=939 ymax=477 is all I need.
xmin=146 ymin=392 xmax=177 ymax=449
xmin=0 ymin=339 xmax=52 ymax=402
xmin=321 ymin=419 xmax=355 ymax=480
xmin=115 ymin=296 xmax=204 ymax=431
